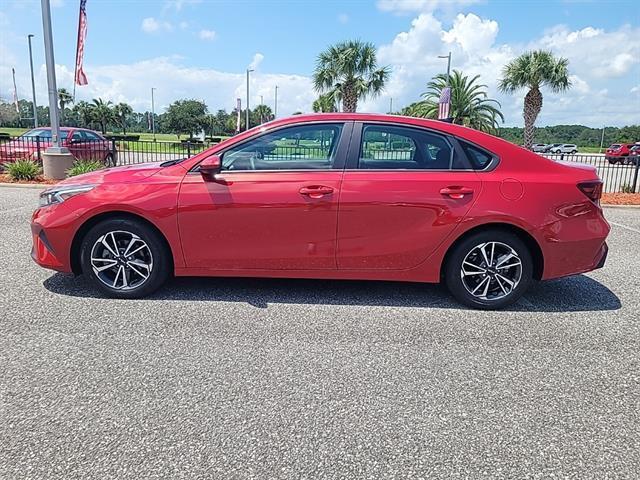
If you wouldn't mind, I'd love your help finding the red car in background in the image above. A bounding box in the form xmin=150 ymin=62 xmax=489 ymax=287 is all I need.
xmin=0 ymin=127 xmax=114 ymax=166
xmin=605 ymin=143 xmax=636 ymax=164
xmin=31 ymin=113 xmax=609 ymax=309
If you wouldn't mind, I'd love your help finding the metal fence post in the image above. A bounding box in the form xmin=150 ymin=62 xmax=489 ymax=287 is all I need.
xmin=187 ymin=141 xmax=191 ymax=158
xmin=36 ymin=137 xmax=41 ymax=163
xmin=632 ymin=159 xmax=640 ymax=193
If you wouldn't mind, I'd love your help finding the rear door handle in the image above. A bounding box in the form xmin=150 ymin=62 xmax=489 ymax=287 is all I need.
xmin=440 ymin=186 xmax=474 ymax=199
xmin=299 ymin=185 xmax=334 ymax=199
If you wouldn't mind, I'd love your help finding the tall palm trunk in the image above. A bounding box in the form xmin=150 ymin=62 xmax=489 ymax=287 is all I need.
xmin=342 ymin=84 xmax=358 ymax=113
xmin=523 ymin=86 xmax=542 ymax=149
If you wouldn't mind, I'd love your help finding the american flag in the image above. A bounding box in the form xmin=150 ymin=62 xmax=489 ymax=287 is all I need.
xmin=74 ymin=0 xmax=88 ymax=86
xmin=438 ymin=86 xmax=451 ymax=120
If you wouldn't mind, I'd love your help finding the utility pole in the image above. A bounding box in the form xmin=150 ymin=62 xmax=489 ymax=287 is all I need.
xmin=27 ymin=34 xmax=38 ymax=128
xmin=151 ymin=87 xmax=156 ymax=141
xmin=246 ymin=68 xmax=253 ymax=131
xmin=40 ymin=0 xmax=62 ymax=149
xmin=389 ymin=97 xmax=393 ymax=114
xmin=599 ymin=126 xmax=605 ymax=153
xmin=259 ymin=95 xmax=264 ymax=123
xmin=438 ymin=51 xmax=452 ymax=85
xmin=274 ymin=85 xmax=278 ymax=119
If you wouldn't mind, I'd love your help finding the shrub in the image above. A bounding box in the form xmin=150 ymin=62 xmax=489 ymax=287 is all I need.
xmin=4 ymin=159 xmax=41 ymax=181
xmin=621 ymin=183 xmax=635 ymax=194
xmin=67 ymin=160 xmax=103 ymax=177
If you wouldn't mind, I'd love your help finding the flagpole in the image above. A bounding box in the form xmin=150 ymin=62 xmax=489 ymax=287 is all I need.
xmin=72 ymin=0 xmax=83 ymax=102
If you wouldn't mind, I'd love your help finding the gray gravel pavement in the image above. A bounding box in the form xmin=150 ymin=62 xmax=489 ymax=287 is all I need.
xmin=1 ymin=186 xmax=638 ymax=479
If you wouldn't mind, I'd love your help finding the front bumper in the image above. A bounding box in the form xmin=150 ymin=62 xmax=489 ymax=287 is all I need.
xmin=31 ymin=222 xmax=70 ymax=272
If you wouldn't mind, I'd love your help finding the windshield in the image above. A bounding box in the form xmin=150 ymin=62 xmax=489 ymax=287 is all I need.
xmin=20 ymin=129 xmax=69 ymax=140
xmin=610 ymin=144 xmax=621 ymax=148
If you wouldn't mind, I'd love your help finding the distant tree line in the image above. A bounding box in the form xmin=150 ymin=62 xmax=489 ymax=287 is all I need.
xmin=0 ymin=93 xmax=274 ymax=139
xmin=497 ymin=124 xmax=640 ymax=147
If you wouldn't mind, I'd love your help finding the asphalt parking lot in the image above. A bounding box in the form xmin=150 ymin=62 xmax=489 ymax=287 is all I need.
xmin=1 ymin=186 xmax=638 ymax=479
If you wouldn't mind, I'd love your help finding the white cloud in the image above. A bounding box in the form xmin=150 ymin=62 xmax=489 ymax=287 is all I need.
xmin=163 ymin=0 xmax=202 ymax=12
xmin=248 ymin=53 xmax=264 ymax=71
xmin=50 ymin=0 xmax=65 ymax=7
xmin=338 ymin=13 xmax=349 ymax=24
xmin=141 ymin=17 xmax=173 ymax=34
xmin=442 ymin=13 xmax=498 ymax=55
xmin=179 ymin=21 xmax=189 ymax=29
xmin=631 ymin=85 xmax=640 ymax=94
xmin=198 ymin=29 xmax=216 ymax=41
xmin=568 ymin=75 xmax=590 ymax=94
xmin=536 ymin=25 xmax=640 ymax=78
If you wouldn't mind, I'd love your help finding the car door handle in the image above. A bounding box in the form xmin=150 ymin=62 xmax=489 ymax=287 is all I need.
xmin=440 ymin=186 xmax=474 ymax=199
xmin=299 ymin=185 xmax=334 ymax=198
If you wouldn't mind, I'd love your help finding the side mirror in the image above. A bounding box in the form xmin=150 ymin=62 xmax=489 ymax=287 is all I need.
xmin=200 ymin=155 xmax=222 ymax=181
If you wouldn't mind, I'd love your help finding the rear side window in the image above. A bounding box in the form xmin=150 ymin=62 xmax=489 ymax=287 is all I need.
xmin=358 ymin=124 xmax=466 ymax=170
xmin=459 ymin=141 xmax=495 ymax=170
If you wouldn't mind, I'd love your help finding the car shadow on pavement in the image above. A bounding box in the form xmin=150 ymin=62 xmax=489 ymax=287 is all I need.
xmin=43 ymin=273 xmax=621 ymax=312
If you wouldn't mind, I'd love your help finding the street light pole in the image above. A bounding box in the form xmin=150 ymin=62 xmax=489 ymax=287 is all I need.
xmin=259 ymin=95 xmax=264 ymax=123
xmin=246 ymin=69 xmax=253 ymax=131
xmin=151 ymin=87 xmax=156 ymax=141
xmin=27 ymin=34 xmax=38 ymax=128
xmin=40 ymin=0 xmax=63 ymax=150
xmin=274 ymin=85 xmax=278 ymax=119
xmin=438 ymin=51 xmax=452 ymax=85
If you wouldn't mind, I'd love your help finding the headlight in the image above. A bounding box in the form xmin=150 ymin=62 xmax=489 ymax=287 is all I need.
xmin=39 ymin=184 xmax=96 ymax=207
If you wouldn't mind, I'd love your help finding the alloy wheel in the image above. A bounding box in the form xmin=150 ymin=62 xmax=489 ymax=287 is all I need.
xmin=460 ymin=241 xmax=522 ymax=301
xmin=90 ymin=230 xmax=153 ymax=290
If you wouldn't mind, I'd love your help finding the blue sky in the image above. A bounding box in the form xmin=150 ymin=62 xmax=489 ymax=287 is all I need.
xmin=1 ymin=0 xmax=639 ymax=126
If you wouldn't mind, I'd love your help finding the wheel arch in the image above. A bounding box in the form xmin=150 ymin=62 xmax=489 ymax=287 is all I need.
xmin=440 ymin=222 xmax=544 ymax=281
xmin=70 ymin=210 xmax=175 ymax=275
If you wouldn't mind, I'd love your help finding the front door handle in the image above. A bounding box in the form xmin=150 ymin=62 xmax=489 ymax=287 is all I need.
xmin=299 ymin=185 xmax=334 ymax=199
xmin=440 ymin=186 xmax=474 ymax=199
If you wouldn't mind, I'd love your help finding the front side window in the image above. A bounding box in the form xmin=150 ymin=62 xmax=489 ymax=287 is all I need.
xmin=221 ymin=123 xmax=343 ymax=171
xmin=359 ymin=125 xmax=457 ymax=170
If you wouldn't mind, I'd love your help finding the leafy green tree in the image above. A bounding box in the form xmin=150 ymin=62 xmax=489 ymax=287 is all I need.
xmin=73 ymin=101 xmax=94 ymax=128
xmin=312 ymin=93 xmax=338 ymax=113
xmin=253 ymin=104 xmax=274 ymax=125
xmin=313 ymin=40 xmax=390 ymax=113
xmin=91 ymin=98 xmax=114 ymax=134
xmin=499 ymin=50 xmax=571 ymax=149
xmin=113 ymin=102 xmax=133 ymax=135
xmin=164 ymin=99 xmax=208 ymax=139
xmin=57 ymin=88 xmax=73 ymax=126
xmin=408 ymin=70 xmax=504 ymax=133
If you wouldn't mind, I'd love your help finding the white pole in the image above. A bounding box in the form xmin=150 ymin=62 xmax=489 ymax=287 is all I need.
xmin=40 ymin=0 xmax=64 ymax=151
xmin=151 ymin=87 xmax=156 ymax=141
xmin=28 ymin=34 xmax=38 ymax=128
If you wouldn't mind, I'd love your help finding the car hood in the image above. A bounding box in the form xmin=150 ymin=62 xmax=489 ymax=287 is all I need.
xmin=55 ymin=162 xmax=164 ymax=186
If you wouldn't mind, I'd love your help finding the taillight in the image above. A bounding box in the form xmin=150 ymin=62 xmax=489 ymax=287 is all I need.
xmin=577 ymin=181 xmax=603 ymax=204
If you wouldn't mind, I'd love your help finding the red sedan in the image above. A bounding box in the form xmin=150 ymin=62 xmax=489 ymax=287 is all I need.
xmin=0 ymin=127 xmax=114 ymax=166
xmin=31 ymin=114 xmax=610 ymax=309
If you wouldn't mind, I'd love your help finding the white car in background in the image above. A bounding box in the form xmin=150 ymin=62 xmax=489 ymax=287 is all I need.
xmin=549 ymin=143 xmax=578 ymax=154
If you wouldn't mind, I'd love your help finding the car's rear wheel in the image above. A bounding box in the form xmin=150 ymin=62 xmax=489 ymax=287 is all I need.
xmin=444 ymin=230 xmax=533 ymax=310
xmin=80 ymin=218 xmax=170 ymax=298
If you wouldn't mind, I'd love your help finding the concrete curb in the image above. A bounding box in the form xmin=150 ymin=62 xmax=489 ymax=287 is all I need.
xmin=602 ymin=204 xmax=640 ymax=209
xmin=0 ymin=182 xmax=50 ymax=190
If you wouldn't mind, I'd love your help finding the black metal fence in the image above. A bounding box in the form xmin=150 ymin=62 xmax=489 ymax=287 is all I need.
xmin=0 ymin=136 xmax=218 ymax=168
xmin=1 ymin=135 xmax=638 ymax=193
xmin=544 ymin=153 xmax=640 ymax=193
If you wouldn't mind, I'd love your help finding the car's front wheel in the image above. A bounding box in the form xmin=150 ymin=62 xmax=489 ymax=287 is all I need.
xmin=444 ymin=230 xmax=533 ymax=309
xmin=80 ymin=218 xmax=170 ymax=298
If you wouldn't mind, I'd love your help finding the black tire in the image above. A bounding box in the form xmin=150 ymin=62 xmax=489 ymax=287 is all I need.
xmin=444 ymin=230 xmax=533 ymax=310
xmin=571 ymin=150 xmax=577 ymax=154
xmin=80 ymin=218 xmax=170 ymax=299
xmin=104 ymin=153 xmax=115 ymax=167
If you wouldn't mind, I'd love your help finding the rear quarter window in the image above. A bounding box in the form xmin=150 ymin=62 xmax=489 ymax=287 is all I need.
xmin=459 ymin=141 xmax=495 ymax=170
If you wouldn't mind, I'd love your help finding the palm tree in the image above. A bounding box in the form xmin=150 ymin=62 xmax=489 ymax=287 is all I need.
xmin=499 ymin=50 xmax=570 ymax=149
xmin=91 ymin=98 xmax=114 ymax=134
xmin=313 ymin=40 xmax=390 ymax=113
xmin=73 ymin=101 xmax=93 ymax=128
xmin=253 ymin=104 xmax=274 ymax=124
xmin=312 ymin=93 xmax=338 ymax=113
xmin=113 ymin=102 xmax=133 ymax=135
xmin=408 ymin=70 xmax=504 ymax=133
xmin=57 ymin=88 xmax=73 ymax=126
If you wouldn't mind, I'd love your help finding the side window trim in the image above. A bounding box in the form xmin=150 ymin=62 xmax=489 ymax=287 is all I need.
xmin=191 ymin=121 xmax=353 ymax=173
